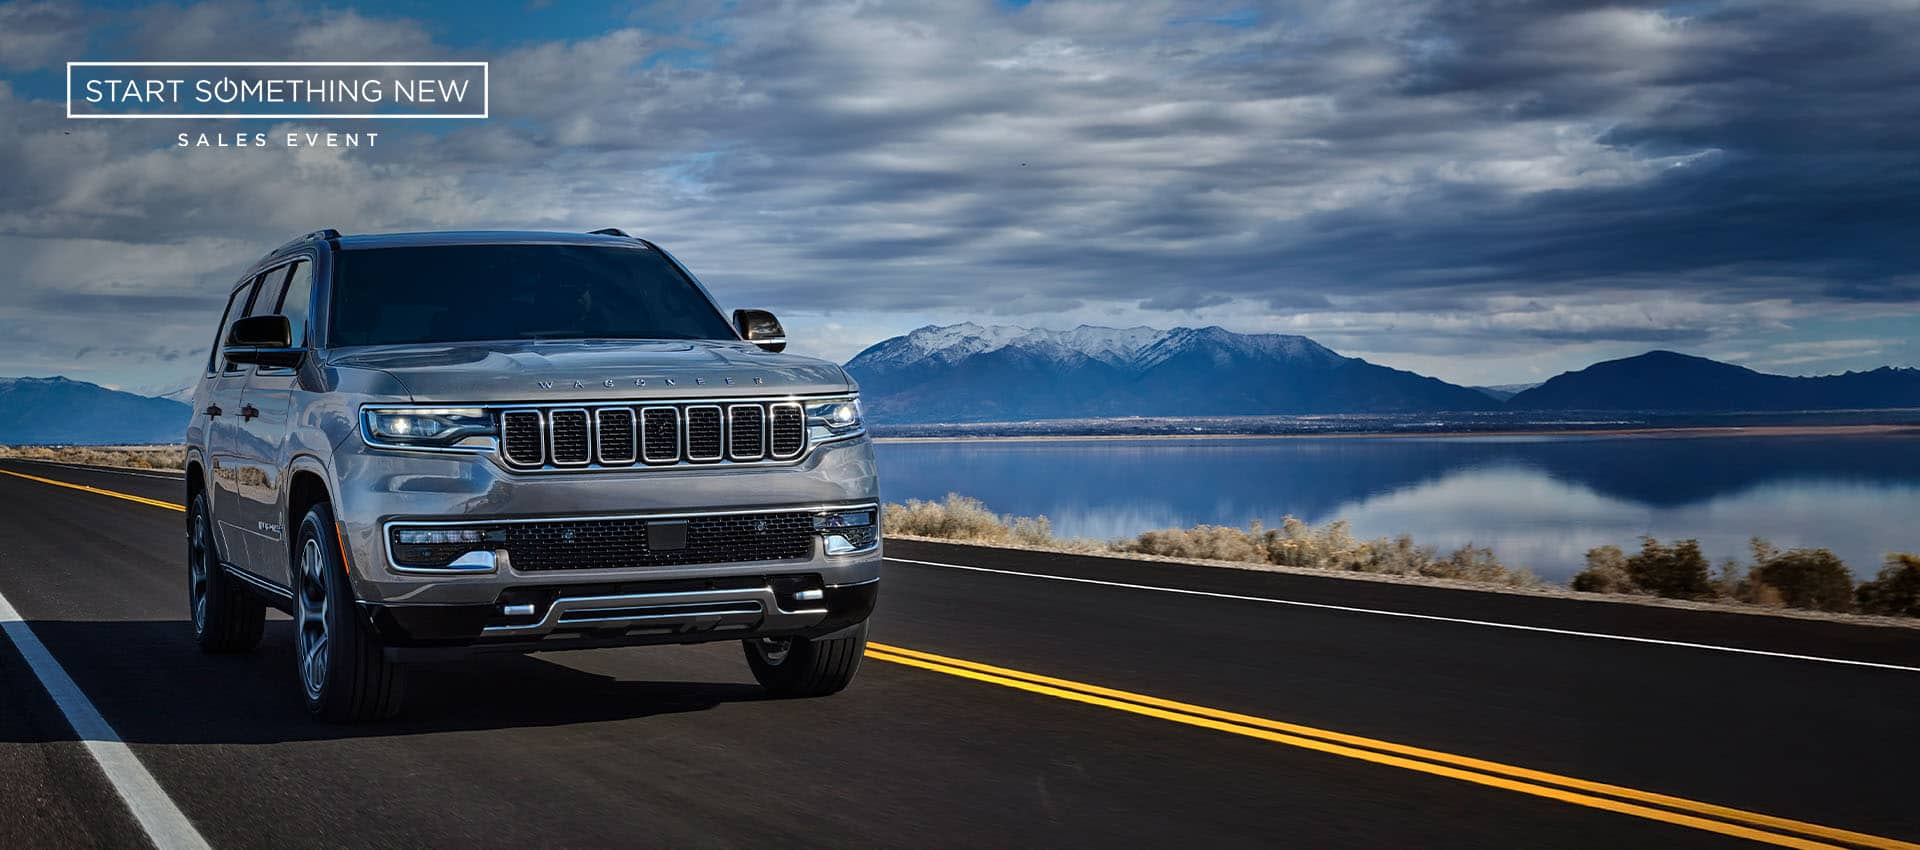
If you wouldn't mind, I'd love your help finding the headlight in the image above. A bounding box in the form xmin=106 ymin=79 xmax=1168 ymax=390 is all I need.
xmin=806 ymin=398 xmax=864 ymax=441
xmin=361 ymin=407 xmax=496 ymax=449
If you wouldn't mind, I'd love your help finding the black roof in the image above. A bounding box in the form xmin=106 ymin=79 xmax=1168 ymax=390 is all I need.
xmin=257 ymin=229 xmax=648 ymax=267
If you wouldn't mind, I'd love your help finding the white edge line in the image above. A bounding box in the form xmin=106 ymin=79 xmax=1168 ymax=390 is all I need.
xmin=883 ymin=556 xmax=1920 ymax=674
xmin=0 ymin=590 xmax=211 ymax=850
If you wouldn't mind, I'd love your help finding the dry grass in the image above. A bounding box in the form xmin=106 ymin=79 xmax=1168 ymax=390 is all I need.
xmin=0 ymin=444 xmax=185 ymax=470
xmin=882 ymin=493 xmax=1542 ymax=589
xmin=882 ymin=494 xmax=1096 ymax=550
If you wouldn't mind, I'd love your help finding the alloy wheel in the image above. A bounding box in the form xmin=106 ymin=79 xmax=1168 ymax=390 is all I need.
xmin=295 ymin=537 xmax=330 ymax=700
xmin=754 ymin=637 xmax=793 ymax=666
xmin=188 ymin=506 xmax=210 ymax=633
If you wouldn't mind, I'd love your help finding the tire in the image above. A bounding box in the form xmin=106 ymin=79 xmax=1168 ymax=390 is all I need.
xmin=744 ymin=621 xmax=869 ymax=698
xmin=187 ymin=492 xmax=265 ymax=653
xmin=293 ymin=502 xmax=405 ymax=721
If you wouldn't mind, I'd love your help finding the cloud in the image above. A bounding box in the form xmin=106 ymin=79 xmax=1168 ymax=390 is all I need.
xmin=0 ymin=1 xmax=88 ymax=71
xmin=2 ymin=0 xmax=1919 ymax=391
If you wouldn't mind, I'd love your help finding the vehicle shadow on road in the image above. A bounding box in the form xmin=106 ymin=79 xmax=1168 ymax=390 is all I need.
xmin=2 ymin=618 xmax=772 ymax=744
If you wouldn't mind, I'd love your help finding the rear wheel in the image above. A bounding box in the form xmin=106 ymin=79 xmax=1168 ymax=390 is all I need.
xmin=294 ymin=503 xmax=405 ymax=721
xmin=744 ymin=621 xmax=869 ymax=697
xmin=187 ymin=492 xmax=264 ymax=652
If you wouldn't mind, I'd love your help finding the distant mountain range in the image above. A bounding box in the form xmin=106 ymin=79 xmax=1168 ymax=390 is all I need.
xmin=1472 ymin=383 xmax=1541 ymax=402
xmin=6 ymin=333 xmax=1919 ymax=442
xmin=845 ymin=323 xmax=1497 ymax=422
xmin=0 ymin=377 xmax=190 ymax=444
xmin=1506 ymin=350 xmax=1920 ymax=412
xmin=845 ymin=324 xmax=1920 ymax=423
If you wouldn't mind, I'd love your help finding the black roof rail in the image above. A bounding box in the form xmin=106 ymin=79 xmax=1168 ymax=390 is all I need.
xmin=589 ymin=227 xmax=632 ymax=237
xmin=255 ymin=229 xmax=342 ymax=268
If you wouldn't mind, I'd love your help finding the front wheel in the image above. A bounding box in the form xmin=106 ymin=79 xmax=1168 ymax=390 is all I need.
xmin=187 ymin=493 xmax=264 ymax=652
xmin=294 ymin=503 xmax=405 ymax=721
xmin=744 ymin=621 xmax=869 ymax=697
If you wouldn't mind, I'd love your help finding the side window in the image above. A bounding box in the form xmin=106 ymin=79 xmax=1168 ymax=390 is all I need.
xmin=246 ymin=267 xmax=290 ymax=316
xmin=209 ymin=277 xmax=262 ymax=374
xmin=275 ymin=261 xmax=313 ymax=348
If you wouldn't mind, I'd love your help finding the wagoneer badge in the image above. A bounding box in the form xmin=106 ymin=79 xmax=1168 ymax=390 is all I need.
xmin=534 ymin=375 xmax=768 ymax=390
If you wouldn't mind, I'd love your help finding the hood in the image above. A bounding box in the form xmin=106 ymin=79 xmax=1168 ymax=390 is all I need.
xmin=328 ymin=339 xmax=852 ymax=403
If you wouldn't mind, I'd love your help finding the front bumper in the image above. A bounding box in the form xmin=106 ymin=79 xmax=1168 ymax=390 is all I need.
xmin=327 ymin=434 xmax=882 ymax=606
xmin=362 ymin=577 xmax=878 ymax=654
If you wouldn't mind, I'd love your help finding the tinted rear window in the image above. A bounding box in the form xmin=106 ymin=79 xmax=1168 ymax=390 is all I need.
xmin=328 ymin=244 xmax=737 ymax=347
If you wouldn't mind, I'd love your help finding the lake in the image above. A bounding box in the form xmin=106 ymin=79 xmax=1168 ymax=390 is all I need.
xmin=873 ymin=431 xmax=1920 ymax=584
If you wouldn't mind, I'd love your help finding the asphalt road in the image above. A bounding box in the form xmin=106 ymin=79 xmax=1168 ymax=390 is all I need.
xmin=2 ymin=457 xmax=1917 ymax=850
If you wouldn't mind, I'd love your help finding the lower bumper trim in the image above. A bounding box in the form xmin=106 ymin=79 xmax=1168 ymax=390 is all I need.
xmin=362 ymin=578 xmax=878 ymax=651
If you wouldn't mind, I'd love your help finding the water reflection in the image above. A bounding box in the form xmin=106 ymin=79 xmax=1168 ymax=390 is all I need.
xmin=874 ymin=434 xmax=1920 ymax=582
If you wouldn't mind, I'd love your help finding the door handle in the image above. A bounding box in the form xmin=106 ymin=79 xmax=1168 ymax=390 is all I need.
xmin=205 ymin=404 xmax=222 ymax=417
xmin=240 ymin=404 xmax=259 ymax=421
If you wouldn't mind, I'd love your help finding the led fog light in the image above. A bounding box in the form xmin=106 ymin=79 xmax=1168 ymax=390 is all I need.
xmin=389 ymin=525 xmax=505 ymax=570
xmin=814 ymin=510 xmax=877 ymax=555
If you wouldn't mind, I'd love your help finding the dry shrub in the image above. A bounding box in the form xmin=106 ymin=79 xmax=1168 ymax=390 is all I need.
xmin=0 ymin=444 xmax=184 ymax=470
xmin=1572 ymin=545 xmax=1639 ymax=594
xmin=1857 ymin=553 xmax=1920 ymax=617
xmin=1428 ymin=544 xmax=1539 ymax=587
xmin=1125 ymin=525 xmax=1263 ymax=563
xmin=887 ymin=495 xmax=1538 ymax=587
xmin=1128 ymin=515 xmax=1538 ymax=588
xmin=885 ymin=495 xmax=1906 ymax=614
xmin=882 ymin=494 xmax=1026 ymax=542
xmin=1749 ymin=544 xmax=1855 ymax=612
xmin=1623 ymin=537 xmax=1714 ymax=599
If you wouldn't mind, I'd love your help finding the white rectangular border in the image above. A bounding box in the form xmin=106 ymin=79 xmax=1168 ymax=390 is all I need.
xmin=66 ymin=61 xmax=489 ymax=119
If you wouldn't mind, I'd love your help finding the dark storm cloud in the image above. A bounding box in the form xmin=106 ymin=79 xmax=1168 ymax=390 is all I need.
xmin=2 ymin=0 xmax=1918 ymax=389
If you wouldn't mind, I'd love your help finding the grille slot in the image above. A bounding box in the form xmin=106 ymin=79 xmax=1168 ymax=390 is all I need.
xmin=596 ymin=408 xmax=636 ymax=465
xmin=501 ymin=411 xmax=544 ymax=467
xmin=548 ymin=409 xmax=591 ymax=466
xmin=641 ymin=407 xmax=679 ymax=463
xmin=685 ymin=406 xmax=723 ymax=462
xmin=502 ymin=511 xmax=817 ymax=571
xmin=769 ymin=403 xmax=804 ymax=459
xmin=728 ymin=405 xmax=765 ymax=460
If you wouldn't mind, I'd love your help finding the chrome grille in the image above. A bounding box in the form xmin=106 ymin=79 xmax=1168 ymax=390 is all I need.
xmin=501 ymin=411 xmax=544 ymax=466
xmin=549 ymin=409 xmax=591 ymax=466
xmin=685 ymin=406 xmax=723 ymax=462
xmin=769 ymin=402 xmax=804 ymax=459
xmin=596 ymin=409 xmax=636 ymax=464
xmin=641 ymin=407 xmax=678 ymax=463
xmin=728 ymin=405 xmax=765 ymax=460
xmin=495 ymin=399 xmax=822 ymax=471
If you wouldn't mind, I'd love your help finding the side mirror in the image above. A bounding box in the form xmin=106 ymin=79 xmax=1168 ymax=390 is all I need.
xmin=224 ymin=315 xmax=304 ymax=368
xmin=734 ymin=309 xmax=786 ymax=353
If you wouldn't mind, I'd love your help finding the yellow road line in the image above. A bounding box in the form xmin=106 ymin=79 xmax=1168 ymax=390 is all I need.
xmin=0 ymin=468 xmax=184 ymax=513
xmin=866 ymin=643 xmax=1915 ymax=850
xmin=0 ymin=467 xmax=1902 ymax=848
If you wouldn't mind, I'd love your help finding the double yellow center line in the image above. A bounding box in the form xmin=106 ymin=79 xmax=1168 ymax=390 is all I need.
xmin=1 ymin=463 xmax=1910 ymax=849
xmin=0 ymin=467 xmax=185 ymax=512
xmin=864 ymin=643 xmax=1913 ymax=850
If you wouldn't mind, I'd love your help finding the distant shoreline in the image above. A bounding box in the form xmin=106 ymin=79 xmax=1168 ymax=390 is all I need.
xmin=872 ymin=424 xmax=1920 ymax=444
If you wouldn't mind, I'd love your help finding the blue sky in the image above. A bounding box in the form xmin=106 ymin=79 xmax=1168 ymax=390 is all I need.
xmin=2 ymin=0 xmax=1918 ymax=395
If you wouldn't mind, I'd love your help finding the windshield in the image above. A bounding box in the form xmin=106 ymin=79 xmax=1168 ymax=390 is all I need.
xmin=328 ymin=243 xmax=739 ymax=347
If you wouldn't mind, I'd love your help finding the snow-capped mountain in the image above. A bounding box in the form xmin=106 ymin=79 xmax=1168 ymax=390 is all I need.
xmin=845 ymin=324 xmax=1497 ymax=423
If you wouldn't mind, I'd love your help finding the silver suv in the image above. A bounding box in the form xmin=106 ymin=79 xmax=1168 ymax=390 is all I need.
xmin=185 ymin=229 xmax=880 ymax=721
